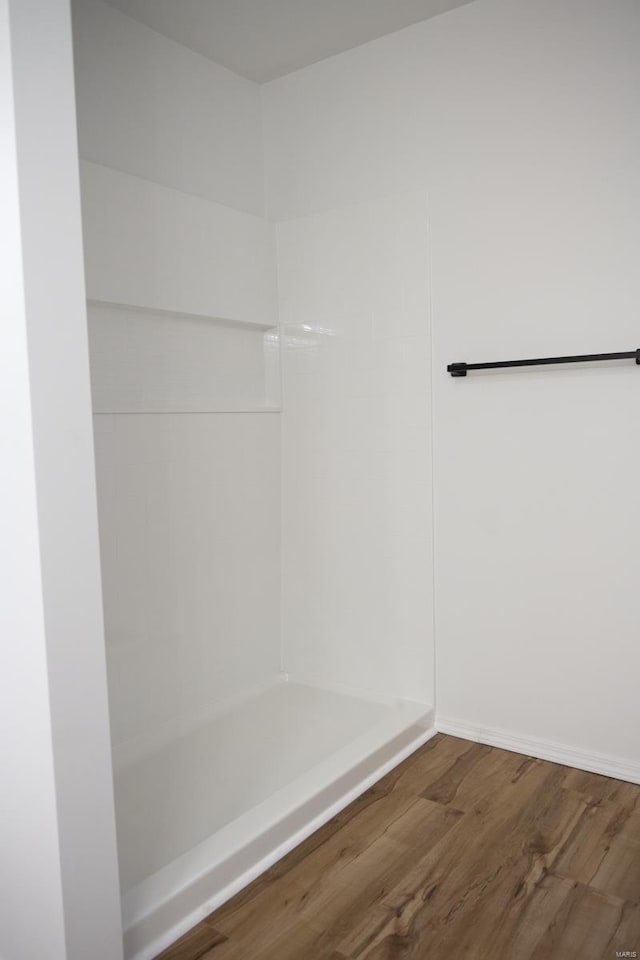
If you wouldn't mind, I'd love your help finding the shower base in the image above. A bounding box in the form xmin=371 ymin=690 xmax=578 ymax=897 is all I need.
xmin=114 ymin=677 xmax=434 ymax=960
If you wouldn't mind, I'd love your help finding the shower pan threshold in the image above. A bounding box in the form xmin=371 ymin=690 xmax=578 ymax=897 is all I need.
xmin=116 ymin=677 xmax=434 ymax=960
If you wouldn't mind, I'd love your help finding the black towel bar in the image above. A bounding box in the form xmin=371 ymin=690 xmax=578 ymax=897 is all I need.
xmin=447 ymin=349 xmax=640 ymax=377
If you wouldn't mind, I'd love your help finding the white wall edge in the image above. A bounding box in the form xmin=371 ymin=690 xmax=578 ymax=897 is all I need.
xmin=437 ymin=716 xmax=640 ymax=785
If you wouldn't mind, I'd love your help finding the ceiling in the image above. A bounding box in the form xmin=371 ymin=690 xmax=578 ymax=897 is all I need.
xmin=104 ymin=0 xmax=475 ymax=83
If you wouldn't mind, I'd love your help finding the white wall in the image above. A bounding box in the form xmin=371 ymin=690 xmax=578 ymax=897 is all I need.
xmin=277 ymin=192 xmax=434 ymax=703
xmin=0 ymin=5 xmax=67 ymax=956
xmin=263 ymin=0 xmax=640 ymax=768
xmin=72 ymin=0 xmax=264 ymax=215
xmin=0 ymin=0 xmax=122 ymax=957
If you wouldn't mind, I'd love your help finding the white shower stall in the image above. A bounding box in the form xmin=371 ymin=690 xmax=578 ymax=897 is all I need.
xmin=71 ymin=2 xmax=435 ymax=956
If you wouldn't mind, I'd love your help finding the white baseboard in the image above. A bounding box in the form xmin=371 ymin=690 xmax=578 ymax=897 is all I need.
xmin=437 ymin=716 xmax=640 ymax=785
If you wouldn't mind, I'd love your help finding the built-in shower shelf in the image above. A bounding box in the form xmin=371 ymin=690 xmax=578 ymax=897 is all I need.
xmin=87 ymin=299 xmax=277 ymax=332
xmin=93 ymin=406 xmax=281 ymax=415
xmin=87 ymin=300 xmax=281 ymax=414
xmin=80 ymin=161 xmax=279 ymax=332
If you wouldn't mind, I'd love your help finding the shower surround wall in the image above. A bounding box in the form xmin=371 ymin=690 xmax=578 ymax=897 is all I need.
xmin=74 ymin=2 xmax=435 ymax=956
xmin=73 ymin=0 xmax=282 ymax=748
xmin=277 ymin=193 xmax=433 ymax=703
xmin=92 ymin=413 xmax=281 ymax=745
xmin=74 ymin=0 xmax=435 ymax=744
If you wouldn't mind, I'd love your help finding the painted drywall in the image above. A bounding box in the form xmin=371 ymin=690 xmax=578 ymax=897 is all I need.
xmin=263 ymin=0 xmax=640 ymax=767
xmin=277 ymin=192 xmax=434 ymax=703
xmin=94 ymin=413 xmax=282 ymax=746
xmin=0 ymin=0 xmax=122 ymax=957
xmin=0 ymin=5 xmax=67 ymax=956
xmin=72 ymin=0 xmax=264 ymax=215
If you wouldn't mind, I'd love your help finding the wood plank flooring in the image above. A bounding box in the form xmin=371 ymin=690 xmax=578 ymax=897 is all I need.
xmin=155 ymin=734 xmax=640 ymax=960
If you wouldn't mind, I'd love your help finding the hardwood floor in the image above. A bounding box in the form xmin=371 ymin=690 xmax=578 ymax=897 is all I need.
xmin=155 ymin=734 xmax=640 ymax=960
